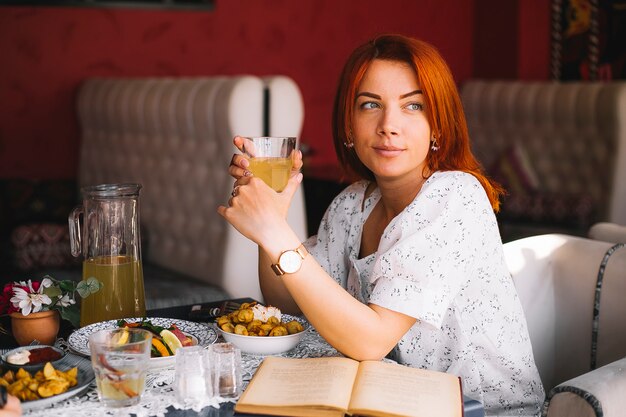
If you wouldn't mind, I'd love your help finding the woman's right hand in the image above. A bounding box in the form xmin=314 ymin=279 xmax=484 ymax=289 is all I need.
xmin=228 ymin=136 xmax=253 ymax=180
xmin=228 ymin=136 xmax=304 ymax=181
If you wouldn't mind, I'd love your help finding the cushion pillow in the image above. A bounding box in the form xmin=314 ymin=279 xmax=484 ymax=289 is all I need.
xmin=489 ymin=142 xmax=540 ymax=196
xmin=11 ymin=223 xmax=78 ymax=271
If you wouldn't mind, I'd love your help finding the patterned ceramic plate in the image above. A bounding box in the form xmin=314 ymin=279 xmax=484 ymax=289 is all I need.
xmin=67 ymin=317 xmax=218 ymax=368
xmin=0 ymin=349 xmax=94 ymax=411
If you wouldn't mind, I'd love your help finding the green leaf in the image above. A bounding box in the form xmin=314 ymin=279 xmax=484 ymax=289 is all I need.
xmin=59 ymin=306 xmax=80 ymax=329
xmin=58 ymin=280 xmax=77 ymax=293
xmin=77 ymin=277 xmax=103 ymax=298
xmin=76 ymin=282 xmax=89 ymax=298
xmin=43 ymin=286 xmax=62 ymax=298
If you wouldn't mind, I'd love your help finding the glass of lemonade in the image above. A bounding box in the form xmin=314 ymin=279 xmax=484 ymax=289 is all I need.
xmin=90 ymin=328 xmax=152 ymax=407
xmin=241 ymin=137 xmax=297 ymax=192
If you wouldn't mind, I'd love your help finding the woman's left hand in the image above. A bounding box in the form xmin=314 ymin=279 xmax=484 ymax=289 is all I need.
xmin=217 ymin=171 xmax=303 ymax=248
xmin=0 ymin=387 xmax=22 ymax=417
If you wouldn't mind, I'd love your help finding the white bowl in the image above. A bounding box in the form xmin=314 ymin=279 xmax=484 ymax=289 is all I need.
xmin=216 ymin=315 xmax=308 ymax=355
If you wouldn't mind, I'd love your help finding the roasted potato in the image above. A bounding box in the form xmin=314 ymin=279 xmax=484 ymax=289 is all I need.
xmin=217 ymin=304 xmax=305 ymax=338
xmin=1 ymin=362 xmax=78 ymax=402
xmin=286 ymin=320 xmax=304 ymax=334
xmin=234 ymin=324 xmax=249 ymax=336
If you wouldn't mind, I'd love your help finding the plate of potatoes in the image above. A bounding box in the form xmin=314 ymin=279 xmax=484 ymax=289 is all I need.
xmin=0 ymin=350 xmax=94 ymax=410
xmin=215 ymin=303 xmax=309 ymax=355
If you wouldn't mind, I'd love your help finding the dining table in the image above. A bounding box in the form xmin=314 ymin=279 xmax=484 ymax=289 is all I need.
xmin=2 ymin=298 xmax=485 ymax=417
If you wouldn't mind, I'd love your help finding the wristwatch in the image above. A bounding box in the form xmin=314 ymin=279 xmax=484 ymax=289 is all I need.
xmin=271 ymin=244 xmax=308 ymax=276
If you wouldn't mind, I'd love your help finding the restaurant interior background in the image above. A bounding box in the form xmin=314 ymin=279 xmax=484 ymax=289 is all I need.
xmin=0 ymin=0 xmax=550 ymax=180
xmin=2 ymin=0 xmax=623 ymax=276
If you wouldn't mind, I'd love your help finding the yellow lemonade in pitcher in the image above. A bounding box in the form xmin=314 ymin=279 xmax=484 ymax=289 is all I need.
xmin=248 ymin=157 xmax=293 ymax=192
xmin=80 ymin=255 xmax=146 ymax=326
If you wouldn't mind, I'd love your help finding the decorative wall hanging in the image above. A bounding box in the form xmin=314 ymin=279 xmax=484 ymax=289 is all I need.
xmin=551 ymin=0 xmax=626 ymax=80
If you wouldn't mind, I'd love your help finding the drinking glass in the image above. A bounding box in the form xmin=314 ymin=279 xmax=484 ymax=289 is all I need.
xmin=89 ymin=328 xmax=152 ymax=407
xmin=241 ymin=137 xmax=297 ymax=192
xmin=174 ymin=346 xmax=212 ymax=407
xmin=208 ymin=343 xmax=242 ymax=399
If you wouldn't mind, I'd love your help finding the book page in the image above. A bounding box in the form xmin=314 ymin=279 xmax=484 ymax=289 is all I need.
xmin=238 ymin=356 xmax=359 ymax=409
xmin=348 ymin=361 xmax=462 ymax=417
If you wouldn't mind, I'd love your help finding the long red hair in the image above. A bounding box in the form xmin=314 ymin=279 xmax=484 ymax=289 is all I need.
xmin=332 ymin=34 xmax=503 ymax=211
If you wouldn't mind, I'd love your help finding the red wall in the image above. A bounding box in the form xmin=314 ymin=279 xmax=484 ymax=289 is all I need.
xmin=518 ymin=0 xmax=551 ymax=80
xmin=0 ymin=0 xmax=549 ymax=180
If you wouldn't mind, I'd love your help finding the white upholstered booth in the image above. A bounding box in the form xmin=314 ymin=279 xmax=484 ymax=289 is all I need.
xmin=76 ymin=76 xmax=307 ymax=302
xmin=503 ymin=234 xmax=626 ymax=417
xmin=462 ymin=81 xmax=626 ymax=240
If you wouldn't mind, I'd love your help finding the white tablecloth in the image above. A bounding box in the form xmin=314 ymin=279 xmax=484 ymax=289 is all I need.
xmin=15 ymin=325 xmax=339 ymax=417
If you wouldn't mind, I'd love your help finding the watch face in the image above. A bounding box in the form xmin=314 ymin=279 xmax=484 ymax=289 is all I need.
xmin=279 ymin=250 xmax=303 ymax=274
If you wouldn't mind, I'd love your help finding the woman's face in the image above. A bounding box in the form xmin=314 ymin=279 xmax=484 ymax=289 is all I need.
xmin=351 ymin=59 xmax=431 ymax=182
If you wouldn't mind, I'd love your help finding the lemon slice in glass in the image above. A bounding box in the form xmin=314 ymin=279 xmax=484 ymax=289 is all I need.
xmin=160 ymin=329 xmax=183 ymax=353
xmin=112 ymin=329 xmax=130 ymax=345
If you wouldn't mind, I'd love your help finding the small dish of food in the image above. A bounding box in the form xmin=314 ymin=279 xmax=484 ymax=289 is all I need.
xmin=215 ymin=302 xmax=309 ymax=355
xmin=1 ymin=345 xmax=66 ymax=373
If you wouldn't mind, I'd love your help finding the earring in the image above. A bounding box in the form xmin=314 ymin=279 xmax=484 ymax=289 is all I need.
xmin=430 ymin=136 xmax=439 ymax=152
xmin=344 ymin=130 xmax=355 ymax=148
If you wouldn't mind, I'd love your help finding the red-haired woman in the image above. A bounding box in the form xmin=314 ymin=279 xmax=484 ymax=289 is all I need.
xmin=219 ymin=34 xmax=544 ymax=415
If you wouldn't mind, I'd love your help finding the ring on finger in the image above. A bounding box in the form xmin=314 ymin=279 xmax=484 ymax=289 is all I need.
xmin=231 ymin=186 xmax=240 ymax=198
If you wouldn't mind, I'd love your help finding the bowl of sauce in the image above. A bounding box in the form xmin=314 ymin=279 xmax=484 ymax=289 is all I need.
xmin=1 ymin=345 xmax=65 ymax=372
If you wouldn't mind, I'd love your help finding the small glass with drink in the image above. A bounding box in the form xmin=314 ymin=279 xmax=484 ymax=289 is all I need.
xmin=207 ymin=342 xmax=242 ymax=399
xmin=89 ymin=328 xmax=152 ymax=407
xmin=241 ymin=137 xmax=297 ymax=192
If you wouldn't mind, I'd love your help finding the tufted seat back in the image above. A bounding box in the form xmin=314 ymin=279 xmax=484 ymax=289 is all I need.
xmin=76 ymin=76 xmax=307 ymax=301
xmin=461 ymin=81 xmax=626 ymax=226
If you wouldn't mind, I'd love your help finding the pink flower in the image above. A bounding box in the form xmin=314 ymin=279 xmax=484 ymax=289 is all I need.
xmin=0 ymin=284 xmax=17 ymax=315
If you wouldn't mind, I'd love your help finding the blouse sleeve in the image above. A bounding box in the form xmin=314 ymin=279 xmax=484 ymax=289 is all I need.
xmin=303 ymin=182 xmax=367 ymax=287
xmin=369 ymin=172 xmax=499 ymax=329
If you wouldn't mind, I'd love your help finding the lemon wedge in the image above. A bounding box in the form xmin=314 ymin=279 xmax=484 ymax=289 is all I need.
xmin=160 ymin=329 xmax=183 ymax=353
xmin=113 ymin=328 xmax=130 ymax=345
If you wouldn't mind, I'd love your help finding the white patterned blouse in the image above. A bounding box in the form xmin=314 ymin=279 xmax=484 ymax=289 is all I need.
xmin=304 ymin=170 xmax=545 ymax=416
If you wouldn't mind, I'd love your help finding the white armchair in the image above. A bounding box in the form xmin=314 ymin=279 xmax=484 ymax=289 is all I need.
xmin=588 ymin=222 xmax=626 ymax=243
xmin=503 ymin=234 xmax=626 ymax=417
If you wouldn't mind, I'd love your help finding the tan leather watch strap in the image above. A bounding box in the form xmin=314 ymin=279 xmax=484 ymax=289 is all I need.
xmin=271 ymin=244 xmax=308 ymax=276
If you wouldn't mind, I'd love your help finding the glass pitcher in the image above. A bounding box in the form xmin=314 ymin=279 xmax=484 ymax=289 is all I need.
xmin=69 ymin=183 xmax=146 ymax=327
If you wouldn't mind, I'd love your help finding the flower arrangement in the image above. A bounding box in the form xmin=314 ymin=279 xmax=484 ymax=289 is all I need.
xmin=0 ymin=276 xmax=102 ymax=328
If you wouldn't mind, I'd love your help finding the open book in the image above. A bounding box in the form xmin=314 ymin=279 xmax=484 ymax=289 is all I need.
xmin=235 ymin=356 xmax=463 ymax=417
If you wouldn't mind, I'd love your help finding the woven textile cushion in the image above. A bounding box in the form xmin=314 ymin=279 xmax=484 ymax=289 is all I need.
xmin=462 ymin=81 xmax=626 ymax=227
xmin=11 ymin=223 xmax=77 ymax=271
xmin=488 ymin=142 xmax=596 ymax=228
xmin=0 ymin=179 xmax=78 ymax=272
xmin=489 ymin=142 xmax=540 ymax=197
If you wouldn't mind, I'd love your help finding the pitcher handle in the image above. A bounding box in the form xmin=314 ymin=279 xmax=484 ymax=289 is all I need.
xmin=69 ymin=205 xmax=83 ymax=257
